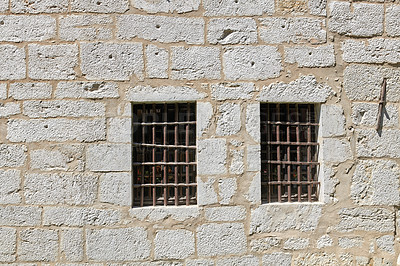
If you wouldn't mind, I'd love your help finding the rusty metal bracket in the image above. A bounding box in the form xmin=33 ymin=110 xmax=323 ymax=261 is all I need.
xmin=376 ymin=78 xmax=387 ymax=132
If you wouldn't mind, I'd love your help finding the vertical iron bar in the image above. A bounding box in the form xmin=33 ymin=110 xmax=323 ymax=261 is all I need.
xmin=152 ymin=104 xmax=156 ymax=206
xmin=277 ymin=104 xmax=281 ymax=202
xmin=307 ymin=105 xmax=312 ymax=201
xmin=141 ymin=104 xmax=145 ymax=207
xmin=174 ymin=103 xmax=179 ymax=206
xmin=286 ymin=104 xmax=291 ymax=202
xmin=296 ymin=104 xmax=301 ymax=202
xmin=267 ymin=105 xmax=271 ymax=203
xmin=163 ymin=104 xmax=168 ymax=206
xmin=185 ymin=104 xmax=190 ymax=205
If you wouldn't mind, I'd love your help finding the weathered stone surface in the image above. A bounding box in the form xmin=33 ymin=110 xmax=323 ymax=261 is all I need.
xmin=132 ymin=0 xmax=200 ymax=14
xmin=0 ymin=206 xmax=41 ymax=226
xmin=259 ymin=75 xmax=332 ymax=102
xmin=107 ymin=118 xmax=130 ymax=143
xmin=262 ymin=253 xmax=291 ymax=266
xmin=216 ymin=256 xmax=259 ymax=266
xmin=10 ymin=0 xmax=67 ymax=13
xmin=251 ymin=237 xmax=281 ymax=252
xmin=0 ymin=15 xmax=55 ymax=42
xmin=171 ymin=46 xmax=220 ymax=80
xmin=108 ymin=263 xmax=182 ymax=266
xmin=198 ymin=177 xmax=218 ymax=206
xmin=230 ymin=149 xmax=244 ymax=174
xmin=321 ymin=104 xmax=346 ymax=137
xmin=0 ymin=228 xmax=16 ymax=262
xmin=247 ymin=145 xmax=261 ymax=172
xmin=250 ymin=204 xmax=322 ymax=234
xmin=100 ymin=173 xmax=131 ymax=206
xmin=337 ymin=207 xmax=394 ymax=232
xmin=30 ymin=145 xmax=84 ymax=171
xmin=71 ymin=0 xmax=128 ymax=13
xmin=285 ymin=44 xmax=335 ymax=67
xmin=211 ymin=83 xmax=255 ymax=100
xmin=0 ymin=170 xmax=21 ymax=204
xmin=205 ymin=206 xmax=246 ymax=222
xmin=0 ymin=144 xmax=26 ymax=168
xmin=283 ymin=238 xmax=309 ymax=250
xmin=197 ymin=223 xmax=246 ymax=257
xmin=56 ymin=81 xmax=119 ymax=99
xmin=126 ymin=85 xmax=205 ymax=102
xmin=245 ymin=172 xmax=261 ymax=204
xmin=197 ymin=139 xmax=227 ymax=175
xmin=309 ymin=0 xmax=326 ymax=16
xmin=376 ymin=235 xmax=394 ymax=254
xmin=246 ymin=104 xmax=260 ymax=143
xmin=216 ymin=103 xmax=241 ymax=136
xmin=146 ymin=45 xmax=168 ymax=79
xmin=0 ymin=103 xmax=20 ymax=118
xmin=219 ymin=178 xmax=237 ymax=205
xmin=0 ymin=84 xmax=6 ymax=99
xmin=61 ymin=229 xmax=83 ymax=262
xmin=352 ymin=160 xmax=400 ymax=206
xmin=155 ymin=230 xmax=195 ymax=259
xmin=203 ymin=0 xmax=274 ymax=16
xmin=294 ymin=253 xmax=338 ymax=265
xmin=321 ymin=164 xmax=339 ymax=204
xmin=118 ymin=15 xmax=204 ymax=44
xmin=60 ymin=15 xmax=112 ymax=41
xmin=223 ymin=46 xmax=281 ymax=81
xmin=0 ymin=0 xmax=8 ymax=11
xmin=197 ymin=102 xmax=213 ymax=137
xmin=356 ymin=129 xmax=400 ymax=158
xmin=352 ymin=103 xmax=398 ymax=127
xmin=44 ymin=207 xmax=120 ymax=226
xmin=129 ymin=206 xmax=199 ymax=222
xmin=7 ymin=119 xmax=106 ymax=142
xmin=186 ymin=259 xmax=214 ymax=266
xmin=87 ymin=144 xmax=131 ymax=171
xmin=208 ymin=18 xmax=257 ymax=45
xmin=18 ymin=229 xmax=58 ymax=262
xmin=259 ymin=18 xmax=326 ymax=44
xmin=86 ymin=228 xmax=150 ymax=261
xmin=0 ymin=45 xmax=26 ymax=80
xmin=328 ymin=2 xmax=383 ymax=37
xmin=24 ymin=173 xmax=98 ymax=205
xmin=322 ymin=138 xmax=352 ymax=163
xmin=9 ymin=83 xmax=52 ymax=100
xmin=343 ymin=39 xmax=400 ymax=64
xmin=81 ymin=42 xmax=143 ymax=81
xmin=338 ymin=237 xmax=363 ymax=249
xmin=386 ymin=5 xmax=400 ymax=37
xmin=317 ymin=235 xmax=333 ymax=249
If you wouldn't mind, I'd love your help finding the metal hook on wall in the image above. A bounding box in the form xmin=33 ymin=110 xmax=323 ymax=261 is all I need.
xmin=376 ymin=78 xmax=387 ymax=133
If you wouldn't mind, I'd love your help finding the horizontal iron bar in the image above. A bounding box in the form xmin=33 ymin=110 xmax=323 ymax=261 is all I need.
xmin=262 ymin=181 xmax=320 ymax=185
xmin=133 ymin=143 xmax=197 ymax=149
xmin=133 ymin=121 xmax=196 ymax=126
xmin=261 ymin=160 xmax=319 ymax=165
xmin=133 ymin=183 xmax=197 ymax=188
xmin=261 ymin=121 xmax=318 ymax=126
xmin=133 ymin=162 xmax=196 ymax=166
xmin=261 ymin=141 xmax=319 ymax=146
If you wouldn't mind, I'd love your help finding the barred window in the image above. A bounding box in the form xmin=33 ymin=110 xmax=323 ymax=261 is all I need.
xmin=261 ymin=103 xmax=320 ymax=203
xmin=132 ymin=103 xmax=196 ymax=207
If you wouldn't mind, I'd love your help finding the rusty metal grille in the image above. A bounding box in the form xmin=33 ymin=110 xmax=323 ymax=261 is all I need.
xmin=132 ymin=103 xmax=196 ymax=207
xmin=261 ymin=103 xmax=320 ymax=203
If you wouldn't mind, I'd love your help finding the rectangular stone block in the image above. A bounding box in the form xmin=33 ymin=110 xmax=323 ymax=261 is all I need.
xmin=223 ymin=46 xmax=281 ymax=81
xmin=205 ymin=206 xmax=246 ymax=222
xmin=56 ymin=81 xmax=119 ymax=99
xmin=9 ymin=83 xmax=52 ymax=100
xmin=218 ymin=178 xmax=237 ymax=205
xmin=386 ymin=5 xmax=400 ymax=37
xmin=208 ymin=18 xmax=257 ymax=45
xmin=0 ymin=228 xmax=16 ymax=262
xmin=352 ymin=103 xmax=398 ymax=127
xmin=18 ymin=229 xmax=58 ymax=262
xmin=132 ymin=0 xmax=200 ymax=14
xmin=197 ymin=177 xmax=218 ymax=206
xmin=7 ymin=118 xmax=106 ymax=142
xmin=126 ymin=85 xmax=205 ymax=102
xmin=10 ymin=0 xmax=68 ymax=13
xmin=0 ymin=84 xmax=6 ymax=99
xmin=356 ymin=129 xmax=400 ymax=158
xmin=24 ymin=173 xmax=98 ymax=205
xmin=337 ymin=207 xmax=394 ymax=232
xmin=343 ymin=39 xmax=400 ymax=64
xmin=0 ymin=0 xmax=8 ymax=12
xmin=197 ymin=139 xmax=227 ymax=175
xmin=309 ymin=0 xmax=326 ymax=16
xmin=203 ymin=0 xmax=274 ymax=16
xmin=0 ymin=103 xmax=20 ymax=118
xmin=376 ymin=235 xmax=395 ymax=254
xmin=322 ymin=138 xmax=352 ymax=163
xmin=117 ymin=15 xmax=204 ymax=44
xmin=246 ymin=104 xmax=260 ymax=143
xmin=320 ymin=104 xmax=346 ymax=137
xmin=43 ymin=207 xmax=120 ymax=226
xmin=129 ymin=205 xmax=199 ymax=222
xmin=86 ymin=228 xmax=150 ymax=261
xmin=259 ymin=18 xmax=326 ymax=44
xmin=247 ymin=145 xmax=261 ymax=171
xmin=99 ymin=173 xmax=131 ymax=206
xmin=61 ymin=229 xmax=83 ymax=262
xmin=283 ymin=238 xmax=309 ymax=250
xmin=60 ymin=15 xmax=112 ymax=41
xmin=0 ymin=45 xmax=26 ymax=80
xmin=211 ymin=83 xmax=255 ymax=100
xmin=171 ymin=46 xmax=221 ymax=80
xmin=155 ymin=230 xmax=195 ymax=259
xmin=80 ymin=42 xmax=143 ymax=81
xmin=87 ymin=144 xmax=131 ymax=171
xmin=251 ymin=237 xmax=281 ymax=252
xmin=146 ymin=45 xmax=168 ymax=79
xmin=216 ymin=102 xmax=241 ymax=136
xmin=28 ymin=44 xmax=78 ymax=80
xmin=216 ymin=256 xmax=259 ymax=266
xmin=71 ymin=0 xmax=129 ymax=13
xmin=284 ymin=44 xmax=335 ymax=67
xmin=0 ymin=144 xmax=26 ymax=168
xmin=197 ymin=102 xmax=213 ymax=138
xmin=338 ymin=237 xmax=363 ymax=249
xmin=0 ymin=206 xmax=41 ymax=226
xmin=0 ymin=170 xmax=21 ymax=204
xmin=108 ymin=118 xmax=130 ymax=143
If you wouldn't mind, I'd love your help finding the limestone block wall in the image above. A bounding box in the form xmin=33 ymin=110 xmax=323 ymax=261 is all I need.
xmin=0 ymin=0 xmax=399 ymax=265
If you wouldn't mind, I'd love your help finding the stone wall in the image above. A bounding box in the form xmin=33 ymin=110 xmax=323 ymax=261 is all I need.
xmin=0 ymin=0 xmax=399 ymax=265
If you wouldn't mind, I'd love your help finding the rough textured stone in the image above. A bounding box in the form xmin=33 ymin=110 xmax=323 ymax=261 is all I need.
xmin=322 ymin=164 xmax=339 ymax=204
xmin=130 ymin=206 xmax=199 ymax=222
xmin=251 ymin=237 xmax=281 ymax=252
xmin=18 ymin=229 xmax=58 ymax=262
xmin=247 ymin=145 xmax=261 ymax=172
xmin=203 ymin=0 xmax=274 ymax=16
xmin=356 ymin=129 xmax=400 ymax=158
xmin=30 ymin=145 xmax=84 ymax=171
xmin=283 ymin=238 xmax=309 ymax=250
xmin=328 ymin=2 xmax=383 ymax=37
xmin=86 ymin=228 xmax=150 ymax=261
xmin=60 ymin=15 xmax=112 ymax=41
xmin=285 ymin=45 xmax=335 ymax=67
xmin=321 ymin=104 xmax=346 ymax=137
xmin=197 ymin=223 xmax=246 ymax=257
xmin=337 ymin=207 xmax=394 ymax=232
xmin=146 ymin=45 xmax=168 ymax=79
xmin=118 ymin=15 xmax=204 ymax=44
xmin=343 ymin=39 xmax=400 ymax=64
xmin=338 ymin=237 xmax=363 ymax=249
xmin=24 ymin=173 xmax=98 ymax=205
xmin=44 ymin=207 xmax=120 ymax=226
xmin=219 ymin=178 xmax=237 ymax=205
xmin=0 ymin=103 xmax=20 ymax=118
xmin=216 ymin=256 xmax=259 ymax=266
xmin=211 ymin=83 xmax=255 ymax=100
xmin=259 ymin=75 xmax=332 ymax=102
xmin=386 ymin=5 xmax=400 ymax=37
xmin=351 ymin=160 xmax=400 ymax=206
xmin=246 ymin=104 xmax=260 ymax=143
xmin=216 ymin=102 xmax=241 ymax=136
xmin=81 ymin=42 xmax=143 ymax=81
xmin=71 ymin=0 xmax=128 ymax=13
xmin=294 ymin=253 xmax=338 ymax=265
xmin=186 ymin=259 xmax=214 ymax=266
xmin=376 ymin=235 xmax=394 ymax=254
xmin=9 ymin=83 xmax=52 ymax=100
xmin=352 ymin=103 xmax=398 ymax=127
xmin=126 ymin=85 xmax=205 ymax=102
xmin=322 ymin=138 xmax=352 ymax=163
xmin=317 ymin=235 xmax=333 ymax=249
xmin=0 ymin=144 xmax=26 ymax=168
xmin=0 ymin=228 xmax=16 ymax=262
xmin=0 ymin=45 xmax=26 ymax=80
xmin=223 ymin=46 xmax=281 ymax=81
xmin=246 ymin=172 xmax=261 ymax=204
xmin=230 ymin=149 xmax=244 ymax=174
xmin=197 ymin=177 xmax=218 ymax=206
xmin=0 ymin=206 xmax=41 ymax=226
xmin=250 ymin=204 xmax=322 ymax=234
xmin=0 ymin=84 xmax=6 ymax=100
xmin=262 ymin=253 xmax=292 ymax=266
xmin=197 ymin=139 xmax=227 ymax=175
xmin=197 ymin=102 xmax=213 ymax=137
xmin=0 ymin=0 xmax=8 ymax=11
xmin=0 ymin=15 xmax=55 ymax=42
xmin=7 ymin=119 xmax=106 ymax=142
xmin=155 ymin=230 xmax=195 ymax=259
xmin=107 ymin=118 xmax=130 ymax=143
xmin=56 ymin=81 xmax=119 ymax=99
xmin=309 ymin=0 xmax=326 ymax=16
xmin=132 ymin=0 xmax=200 ymax=14
xmin=99 ymin=173 xmax=131 ymax=206
xmin=259 ymin=18 xmax=326 ymax=44
xmin=0 ymin=170 xmax=21 ymax=204
xmin=87 ymin=144 xmax=131 ymax=171
xmin=171 ymin=46 xmax=220 ymax=80
xmin=61 ymin=229 xmax=83 ymax=262
xmin=10 ymin=0 xmax=68 ymax=13
xmin=208 ymin=18 xmax=257 ymax=45
xmin=205 ymin=206 xmax=246 ymax=222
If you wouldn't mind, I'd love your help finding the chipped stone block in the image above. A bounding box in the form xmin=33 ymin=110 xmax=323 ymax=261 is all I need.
xmin=0 ymin=103 xmax=20 ymax=118
xmin=285 ymin=44 xmax=335 ymax=67
xmin=0 ymin=45 xmax=26 ymax=80
xmin=7 ymin=119 xmax=106 ymax=142
xmin=118 ymin=15 xmax=204 ymax=44
xmin=205 ymin=206 xmax=246 ymax=222
xmin=216 ymin=256 xmax=259 ymax=266
xmin=223 ymin=46 xmax=281 ymax=81
xmin=251 ymin=237 xmax=281 ymax=252
xmin=230 ymin=149 xmax=244 ymax=174
xmin=262 ymin=253 xmax=291 ymax=266
xmin=0 ymin=228 xmax=16 ymax=262
xmin=18 ymin=229 xmax=58 ymax=262
xmin=322 ymin=138 xmax=352 ymax=163
xmin=197 ymin=177 xmax=218 ymax=206
xmin=87 ymin=144 xmax=131 ymax=171
xmin=0 ymin=144 xmax=27 ymax=168
xmin=108 ymin=118 xmax=130 ymax=143
xmin=351 ymin=103 xmax=398 ymax=127
xmin=0 ymin=170 xmax=21 ymax=204
xmin=9 ymin=83 xmax=52 ymax=100
xmin=321 ymin=104 xmax=346 ymax=137
xmin=342 ymin=39 xmax=400 ymax=64
xmin=44 ymin=207 xmax=120 ymax=226
xmin=0 ymin=84 xmax=6 ymax=99
xmin=129 ymin=206 xmax=199 ymax=222
xmin=126 ymin=85 xmax=205 ymax=102
xmin=203 ymin=0 xmax=274 ymax=16
xmin=309 ymin=0 xmax=326 ymax=16
xmin=86 ymin=228 xmax=150 ymax=261
xmin=208 ymin=18 xmax=257 ymax=45
xmin=146 ymin=45 xmax=168 ymax=79
xmin=351 ymin=160 xmax=400 ymax=206
xmin=132 ymin=0 xmax=200 ymax=14
xmin=10 ymin=0 xmax=68 ymax=13
xmin=56 ymin=81 xmax=119 ymax=99
xmin=171 ymin=46 xmax=220 ymax=80
xmin=386 ymin=5 xmax=400 ymax=37
xmin=317 ymin=235 xmax=333 ymax=249
xmin=197 ymin=139 xmax=227 ymax=175
xmin=245 ymin=172 xmax=261 ymax=204
xmin=211 ymin=83 xmax=255 ymax=100
xmin=60 ymin=15 xmax=112 ymax=41
xmin=328 ymin=2 xmax=383 ymax=37
xmin=293 ymin=253 xmax=338 ymax=265
xmin=337 ymin=207 xmax=394 ymax=232
xmin=197 ymin=223 xmax=246 ymax=257
xmin=61 ymin=229 xmax=83 ymax=262
xmin=71 ymin=0 xmax=129 ymax=13
xmin=283 ymin=238 xmax=309 ymax=250
xmin=99 ymin=173 xmax=131 ymax=206
xmin=356 ymin=129 xmax=400 ymax=158
xmin=219 ymin=178 xmax=237 ymax=205
xmin=246 ymin=104 xmax=260 ymax=143
xmin=216 ymin=102 xmax=241 ymax=136
xmin=259 ymin=18 xmax=326 ymax=44
xmin=0 ymin=15 xmax=56 ymax=42
xmin=376 ymin=235 xmax=394 ymax=254
xmin=81 ymin=42 xmax=143 ymax=81
xmin=197 ymin=102 xmax=213 ymax=137
xmin=0 ymin=206 xmax=41 ymax=226
xmin=155 ymin=230 xmax=195 ymax=259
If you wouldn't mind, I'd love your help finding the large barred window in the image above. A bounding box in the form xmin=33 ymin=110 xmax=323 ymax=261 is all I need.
xmin=132 ymin=103 xmax=196 ymax=207
xmin=261 ymin=103 xmax=320 ymax=203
